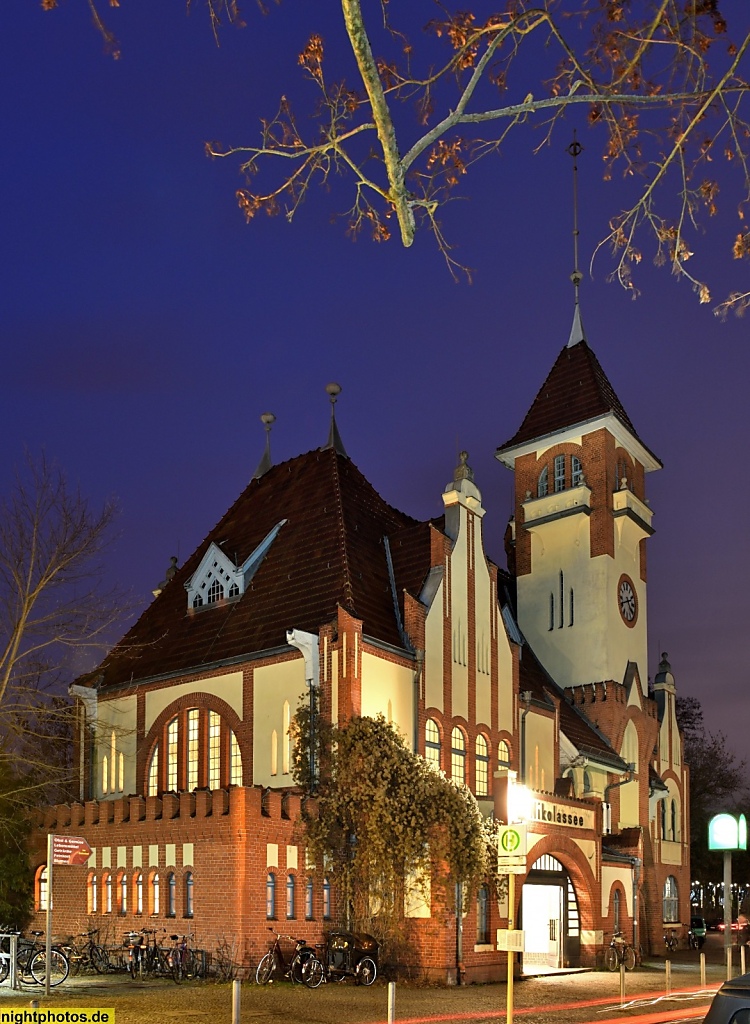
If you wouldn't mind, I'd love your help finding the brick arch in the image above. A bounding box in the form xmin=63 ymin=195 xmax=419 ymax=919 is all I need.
xmin=523 ymin=832 xmax=598 ymax=934
xmin=142 ymin=692 xmax=245 ymax=796
xmin=605 ymin=879 xmax=630 ymax=930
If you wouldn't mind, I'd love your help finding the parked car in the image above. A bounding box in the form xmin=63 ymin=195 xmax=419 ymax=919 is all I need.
xmin=704 ymin=970 xmax=750 ymax=1024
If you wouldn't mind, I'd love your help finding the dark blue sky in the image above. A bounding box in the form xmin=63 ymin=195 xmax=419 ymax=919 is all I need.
xmin=3 ymin=2 xmax=749 ymax=755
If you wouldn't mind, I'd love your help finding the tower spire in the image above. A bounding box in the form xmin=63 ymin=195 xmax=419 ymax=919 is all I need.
xmin=323 ymin=382 xmax=348 ymax=457
xmin=252 ymin=412 xmax=276 ymax=481
xmin=567 ymin=131 xmax=586 ymax=348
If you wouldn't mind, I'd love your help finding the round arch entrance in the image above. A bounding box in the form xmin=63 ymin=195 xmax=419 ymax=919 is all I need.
xmin=520 ymin=854 xmax=581 ymax=974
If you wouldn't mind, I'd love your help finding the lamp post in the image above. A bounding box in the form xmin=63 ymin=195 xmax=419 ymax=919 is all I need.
xmin=497 ymin=772 xmax=532 ymax=1024
xmin=708 ymin=813 xmax=747 ymax=972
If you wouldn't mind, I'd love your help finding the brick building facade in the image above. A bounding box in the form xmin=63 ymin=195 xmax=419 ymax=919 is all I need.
xmin=29 ymin=313 xmax=690 ymax=983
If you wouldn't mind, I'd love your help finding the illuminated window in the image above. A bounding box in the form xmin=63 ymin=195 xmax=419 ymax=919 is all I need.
xmin=148 ymin=747 xmax=159 ymax=797
xmin=451 ymin=727 xmax=466 ymax=785
xmin=305 ymin=878 xmax=314 ymax=920
xmin=323 ymin=877 xmax=331 ymax=920
xmin=497 ymin=740 xmax=511 ymax=769
xmin=119 ymin=873 xmax=128 ymax=915
xmin=37 ymin=867 xmax=49 ymax=911
xmin=185 ymin=872 xmax=194 ymax=918
xmin=167 ymin=873 xmax=176 ymax=918
xmin=104 ymin=873 xmax=112 ymax=914
xmin=167 ymin=717 xmax=178 ymax=791
xmin=538 ymin=466 xmax=548 ymax=498
xmin=571 ymin=456 xmax=584 ymax=487
xmin=266 ymin=873 xmax=276 ymax=919
xmin=475 ymin=735 xmax=489 ymax=797
xmin=230 ymin=730 xmax=242 ymax=786
xmin=554 ymin=454 xmax=565 ymax=492
xmin=151 ymin=873 xmax=160 ymax=916
xmin=613 ymin=889 xmax=621 ymax=933
xmin=135 ymin=873 xmax=143 ymax=915
xmin=88 ymin=872 xmax=98 ymax=915
xmin=425 ymin=720 xmax=441 ymax=769
xmin=187 ymin=709 xmax=199 ymax=790
xmin=663 ymin=876 xmax=679 ymax=923
xmin=208 ymin=711 xmax=221 ymax=789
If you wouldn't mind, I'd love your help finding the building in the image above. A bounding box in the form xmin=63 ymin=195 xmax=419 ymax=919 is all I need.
xmin=31 ymin=307 xmax=690 ymax=982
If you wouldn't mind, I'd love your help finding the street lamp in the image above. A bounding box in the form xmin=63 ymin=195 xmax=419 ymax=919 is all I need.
xmin=708 ymin=813 xmax=747 ymax=975
xmin=497 ymin=771 xmax=532 ymax=1024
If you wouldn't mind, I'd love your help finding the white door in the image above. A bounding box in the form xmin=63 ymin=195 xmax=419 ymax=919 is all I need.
xmin=522 ymin=883 xmax=563 ymax=972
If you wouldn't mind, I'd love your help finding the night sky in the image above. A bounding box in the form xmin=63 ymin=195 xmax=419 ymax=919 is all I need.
xmin=3 ymin=3 xmax=749 ymax=756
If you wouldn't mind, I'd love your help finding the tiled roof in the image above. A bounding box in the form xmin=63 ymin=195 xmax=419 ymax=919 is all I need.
xmin=497 ymin=340 xmax=652 ymax=455
xmin=92 ymin=448 xmax=430 ymax=690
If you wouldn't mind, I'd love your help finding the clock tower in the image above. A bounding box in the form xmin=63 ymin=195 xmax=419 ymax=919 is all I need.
xmin=495 ymin=311 xmax=661 ymax=694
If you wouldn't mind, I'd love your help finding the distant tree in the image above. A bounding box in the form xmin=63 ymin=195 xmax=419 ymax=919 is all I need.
xmin=291 ymin=708 xmax=492 ymax=964
xmin=676 ymin=695 xmax=748 ymax=885
xmin=50 ymin=1 xmax=750 ymax=309
xmin=0 ymin=764 xmax=33 ymax=929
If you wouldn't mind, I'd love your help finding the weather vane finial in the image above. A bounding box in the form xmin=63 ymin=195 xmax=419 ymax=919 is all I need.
xmin=566 ymin=131 xmax=586 ymax=347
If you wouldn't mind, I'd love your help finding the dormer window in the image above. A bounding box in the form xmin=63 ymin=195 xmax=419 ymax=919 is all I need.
xmin=538 ymin=466 xmax=548 ymax=498
xmin=185 ymin=519 xmax=287 ymax=612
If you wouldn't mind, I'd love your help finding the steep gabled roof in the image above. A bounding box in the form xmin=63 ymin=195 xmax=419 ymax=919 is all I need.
xmin=92 ymin=448 xmax=430 ymax=690
xmin=497 ymin=339 xmax=652 ymax=456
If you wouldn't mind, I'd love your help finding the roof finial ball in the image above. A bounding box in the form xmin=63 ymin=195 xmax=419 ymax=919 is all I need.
xmin=251 ymin=412 xmax=276 ymax=482
xmin=326 ymin=381 xmax=342 ymax=404
xmin=261 ymin=412 xmax=276 ymax=431
xmin=323 ymin=382 xmax=348 ymax=457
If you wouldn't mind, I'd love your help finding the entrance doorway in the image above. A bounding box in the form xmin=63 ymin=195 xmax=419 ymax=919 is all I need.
xmin=521 ymin=854 xmax=581 ymax=974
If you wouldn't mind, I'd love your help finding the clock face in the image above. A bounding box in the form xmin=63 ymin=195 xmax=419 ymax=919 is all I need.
xmin=618 ymin=575 xmax=638 ymax=626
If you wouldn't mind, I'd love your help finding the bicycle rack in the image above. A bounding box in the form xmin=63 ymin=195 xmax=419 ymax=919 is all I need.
xmin=0 ymin=933 xmax=19 ymax=990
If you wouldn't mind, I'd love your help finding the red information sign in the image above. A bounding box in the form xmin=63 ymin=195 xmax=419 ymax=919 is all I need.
xmin=51 ymin=835 xmax=92 ymax=866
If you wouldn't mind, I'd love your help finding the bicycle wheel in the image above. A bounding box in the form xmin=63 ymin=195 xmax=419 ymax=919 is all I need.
xmin=170 ymin=953 xmax=183 ymax=984
xmin=357 ymin=957 xmax=377 ymax=986
xmin=304 ymin=955 xmax=325 ymax=989
xmin=604 ymin=946 xmax=618 ymax=972
xmin=0 ymin=956 xmax=9 ymax=984
xmin=91 ymin=945 xmax=108 ymax=974
xmin=30 ymin=948 xmax=70 ymax=987
xmin=623 ymin=945 xmax=636 ymax=971
xmin=255 ymin=952 xmax=275 ymax=985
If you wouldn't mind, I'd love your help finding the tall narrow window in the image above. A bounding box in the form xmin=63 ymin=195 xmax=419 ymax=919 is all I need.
xmin=119 ymin=874 xmax=128 ymax=915
xmin=286 ymin=875 xmax=295 ymax=919
xmin=270 ymin=730 xmax=278 ymax=776
xmin=185 ymin=872 xmax=194 ymax=918
xmin=477 ymin=884 xmax=490 ymax=944
xmin=554 ymin=454 xmax=566 ymax=492
xmin=425 ymin=719 xmax=441 ymax=769
xmin=475 ymin=735 xmax=489 ymax=797
xmin=663 ymin=876 xmax=679 ymax=923
xmin=167 ymin=873 xmax=176 ymax=917
xmin=38 ymin=867 xmax=49 ymax=911
xmin=135 ymin=873 xmax=143 ymax=915
xmin=118 ymin=751 xmax=124 ymax=792
xmin=207 ymin=578 xmax=224 ymax=604
xmin=559 ymin=571 xmax=564 ymax=628
xmin=613 ymin=889 xmax=621 ymax=933
xmin=105 ymin=873 xmax=112 ymax=914
xmin=549 ymin=593 xmax=554 ymax=631
xmin=569 ymin=588 xmax=575 ymax=627
xmin=323 ymin=877 xmax=331 ymax=920
xmin=305 ymin=878 xmax=314 ymax=921
xmin=571 ymin=455 xmax=583 ymax=487
xmin=102 ymin=755 xmax=108 ymax=795
xmin=148 ymin=747 xmax=159 ymax=797
xmin=167 ymin=717 xmax=178 ymax=792
xmin=670 ymin=800 xmax=677 ymax=842
xmin=187 ymin=709 xmax=200 ymax=790
xmin=208 ymin=711 xmax=221 ymax=789
xmin=266 ymin=873 xmax=276 ymax=919
xmin=538 ymin=466 xmax=549 ymax=498
xmin=110 ymin=731 xmax=117 ymax=792
xmin=151 ymin=873 xmax=160 ymax=916
xmin=497 ymin=740 xmax=511 ymax=770
xmin=230 ymin=730 xmax=243 ymax=786
xmin=282 ymin=701 xmax=291 ymax=775
xmin=451 ymin=727 xmax=466 ymax=785
xmin=88 ymin=873 xmax=98 ymax=914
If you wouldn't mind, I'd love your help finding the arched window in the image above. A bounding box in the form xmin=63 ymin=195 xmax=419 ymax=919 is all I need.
xmin=151 ymin=872 xmax=160 ymax=916
xmin=670 ymin=799 xmax=677 ymax=842
xmin=538 ymin=466 xmax=549 ymax=498
xmin=554 ymin=454 xmax=566 ymax=492
xmin=305 ymin=878 xmax=314 ymax=921
xmin=167 ymin=873 xmax=176 ymax=917
xmin=207 ymin=578 xmax=224 ymax=604
xmin=476 ymin=884 xmax=490 ymax=944
xmin=167 ymin=717 xmax=179 ymax=791
xmin=37 ymin=866 xmax=49 ymax=912
xmin=266 ymin=873 xmax=276 ymax=919
xmin=185 ymin=872 xmax=194 ymax=918
xmin=135 ymin=872 xmax=143 ymax=915
xmin=119 ymin=873 xmax=128 ymax=915
xmin=663 ymin=876 xmax=679 ymax=923
xmin=571 ymin=456 xmax=584 ymax=487
xmin=451 ymin=727 xmax=466 ymax=785
xmin=475 ymin=735 xmax=490 ymax=797
xmin=425 ymin=719 xmax=441 ymax=769
xmin=323 ymin=877 xmax=331 ymax=920
xmin=88 ymin=872 xmax=98 ymax=915
xmin=147 ymin=747 xmax=159 ymax=797
xmin=208 ymin=711 xmax=221 ymax=789
xmin=187 ymin=709 xmax=200 ymax=790
xmin=613 ymin=888 xmax=621 ymax=933
xmin=661 ymin=798 xmax=668 ymax=840
xmin=230 ymin=731 xmax=243 ymax=786
xmin=497 ymin=740 xmax=511 ymax=770
xmin=104 ymin=872 xmax=112 ymax=914
xmin=286 ymin=875 xmax=295 ymax=919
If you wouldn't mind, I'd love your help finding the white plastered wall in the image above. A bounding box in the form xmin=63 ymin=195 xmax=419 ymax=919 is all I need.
xmin=523 ymin=712 xmax=555 ymax=793
xmin=95 ymin=694 xmax=137 ymax=800
xmin=424 ymin=580 xmax=444 ymax=712
xmin=361 ymin=651 xmax=413 ymax=738
xmin=450 ymin=506 xmax=469 ymax=721
xmin=474 ymin=516 xmax=492 ymax=728
xmin=253 ymin=658 xmax=307 ymax=788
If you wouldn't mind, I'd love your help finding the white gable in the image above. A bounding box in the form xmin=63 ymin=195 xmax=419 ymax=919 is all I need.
xmin=185 ymin=519 xmax=287 ymax=609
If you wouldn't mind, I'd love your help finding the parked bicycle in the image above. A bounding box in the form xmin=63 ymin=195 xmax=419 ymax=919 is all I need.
xmin=1 ymin=931 xmax=70 ymax=987
xmin=125 ymin=929 xmax=175 ymax=981
xmin=60 ymin=929 xmax=112 ymax=975
xmin=305 ymin=930 xmax=378 ymax=988
xmin=255 ymin=930 xmax=317 ymax=985
xmin=605 ymin=931 xmax=637 ymax=971
xmin=664 ymin=931 xmax=679 ymax=954
xmin=167 ymin=933 xmax=205 ymax=982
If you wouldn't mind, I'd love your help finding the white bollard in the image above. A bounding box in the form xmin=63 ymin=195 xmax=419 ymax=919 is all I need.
xmin=666 ymin=959 xmax=671 ymax=996
xmin=619 ymin=962 xmax=625 ymax=1005
xmin=727 ymin=946 xmax=733 ymax=981
xmin=388 ymin=980 xmax=396 ymax=1023
xmin=701 ymin=951 xmax=706 ymax=989
xmin=232 ymin=978 xmax=241 ymax=1024
xmin=742 ymin=945 xmax=747 ymax=976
